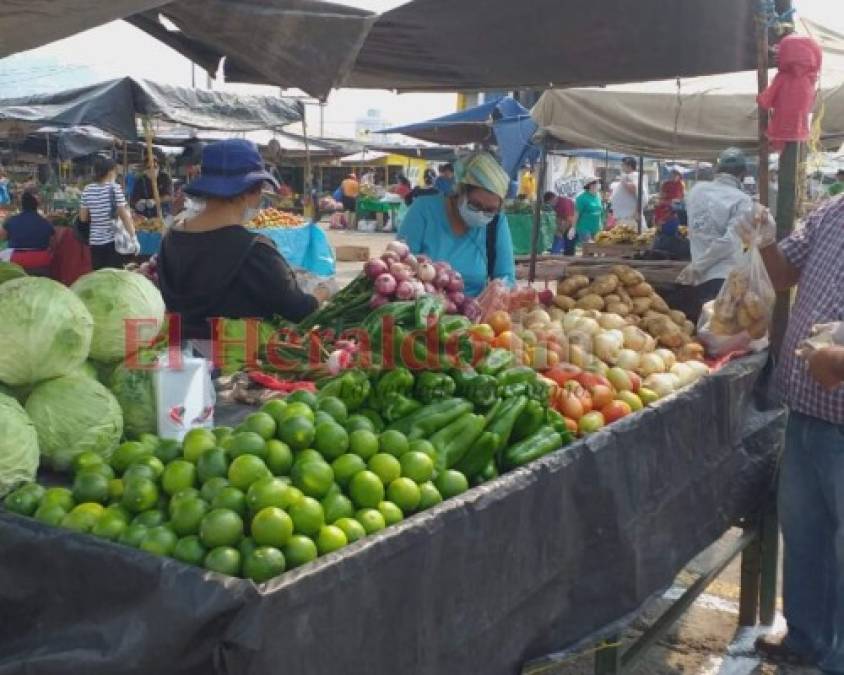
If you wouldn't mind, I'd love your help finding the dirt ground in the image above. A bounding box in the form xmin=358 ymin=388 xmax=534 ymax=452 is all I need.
xmin=324 ymin=228 xmax=810 ymax=675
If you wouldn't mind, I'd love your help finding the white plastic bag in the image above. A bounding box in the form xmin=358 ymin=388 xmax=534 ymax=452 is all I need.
xmin=153 ymin=352 xmax=215 ymax=440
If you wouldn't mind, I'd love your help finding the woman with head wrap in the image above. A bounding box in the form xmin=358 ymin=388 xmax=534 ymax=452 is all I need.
xmin=397 ymin=152 xmax=516 ymax=297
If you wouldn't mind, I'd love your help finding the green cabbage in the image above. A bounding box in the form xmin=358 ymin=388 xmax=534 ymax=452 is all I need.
xmin=0 ymin=393 xmax=39 ymax=497
xmin=71 ymin=269 xmax=165 ymax=364
xmin=72 ymin=361 xmax=99 ymax=379
xmin=110 ymin=361 xmax=157 ymax=439
xmin=26 ymin=374 xmax=123 ymax=471
xmin=0 ymin=277 xmax=94 ymax=386
xmin=0 ymin=261 xmax=26 ymax=285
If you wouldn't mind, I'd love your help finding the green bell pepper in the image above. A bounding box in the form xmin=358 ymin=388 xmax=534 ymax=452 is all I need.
xmin=510 ymin=399 xmax=546 ymax=442
xmin=437 ymin=315 xmax=472 ymax=342
xmin=430 ymin=412 xmax=486 ymax=472
xmin=477 ymin=348 xmax=515 ymax=376
xmin=413 ymin=371 xmax=456 ymax=405
xmin=318 ymin=369 xmax=371 ymax=411
xmin=450 ymin=367 xmax=478 ymax=395
xmin=502 ymin=426 xmax=564 ymax=469
xmin=374 ymin=367 xmax=414 ymax=407
xmin=464 ymin=374 xmax=499 ymax=409
xmin=415 ymin=295 xmax=446 ymax=330
xmin=487 ymin=396 xmax=528 ymax=454
xmin=454 ymin=429 xmax=501 ymax=478
xmin=495 ymin=366 xmax=537 ymax=388
xmin=387 ymin=398 xmax=473 ymax=440
xmin=380 ymin=393 xmax=423 ymax=423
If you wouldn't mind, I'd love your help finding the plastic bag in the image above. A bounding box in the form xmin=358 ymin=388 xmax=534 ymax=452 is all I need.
xmin=153 ymin=352 xmax=215 ymax=440
xmin=696 ymin=224 xmax=775 ymax=356
xmin=476 ymin=279 xmax=511 ymax=322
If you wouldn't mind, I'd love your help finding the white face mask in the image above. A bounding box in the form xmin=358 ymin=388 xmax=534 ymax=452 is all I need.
xmin=457 ymin=195 xmax=495 ymax=228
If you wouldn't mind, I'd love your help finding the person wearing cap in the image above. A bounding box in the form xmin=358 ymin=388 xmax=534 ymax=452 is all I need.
xmin=157 ymin=139 xmax=321 ymax=340
xmin=398 ymin=151 xmax=516 ymax=297
xmin=678 ymin=147 xmax=752 ymax=321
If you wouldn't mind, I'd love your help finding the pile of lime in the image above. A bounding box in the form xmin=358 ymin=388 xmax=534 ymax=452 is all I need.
xmin=2 ymin=390 xmax=469 ymax=583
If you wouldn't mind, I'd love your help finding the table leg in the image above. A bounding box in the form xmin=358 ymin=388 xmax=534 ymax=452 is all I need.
xmin=594 ymin=637 xmax=620 ymax=675
xmin=738 ymin=525 xmax=761 ymax=626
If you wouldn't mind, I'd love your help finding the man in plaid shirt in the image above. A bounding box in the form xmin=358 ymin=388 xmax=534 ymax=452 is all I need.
xmin=751 ymin=196 xmax=844 ymax=671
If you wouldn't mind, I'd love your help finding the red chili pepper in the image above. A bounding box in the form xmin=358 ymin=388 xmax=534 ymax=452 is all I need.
xmin=248 ymin=371 xmax=317 ymax=393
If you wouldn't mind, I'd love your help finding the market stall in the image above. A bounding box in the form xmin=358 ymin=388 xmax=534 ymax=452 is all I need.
xmin=507 ymin=208 xmax=556 ymax=256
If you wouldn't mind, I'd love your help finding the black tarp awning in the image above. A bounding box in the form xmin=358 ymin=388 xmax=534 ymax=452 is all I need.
xmin=2 ymin=1 xmax=759 ymax=100
xmin=0 ymin=77 xmax=304 ymax=141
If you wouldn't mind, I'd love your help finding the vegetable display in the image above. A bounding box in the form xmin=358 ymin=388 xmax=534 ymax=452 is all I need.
xmin=0 ymin=393 xmax=39 ymax=498
xmin=0 ymin=261 xmax=26 ymax=285
xmin=110 ymin=362 xmax=157 ymax=439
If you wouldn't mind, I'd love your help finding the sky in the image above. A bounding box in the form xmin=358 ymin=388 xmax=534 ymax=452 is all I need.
xmin=0 ymin=0 xmax=842 ymax=140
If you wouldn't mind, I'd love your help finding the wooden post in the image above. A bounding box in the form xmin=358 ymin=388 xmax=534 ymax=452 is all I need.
xmin=141 ymin=117 xmax=163 ymax=221
xmin=770 ymin=142 xmax=798 ymax=354
xmin=757 ymin=11 xmax=770 ymax=207
xmin=636 ymin=155 xmax=645 ymax=233
xmin=528 ymin=140 xmax=548 ymax=283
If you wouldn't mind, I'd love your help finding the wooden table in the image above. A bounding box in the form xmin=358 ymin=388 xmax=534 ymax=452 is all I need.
xmin=581 ymin=242 xmax=650 ymax=257
xmin=515 ymin=255 xmax=688 ymax=285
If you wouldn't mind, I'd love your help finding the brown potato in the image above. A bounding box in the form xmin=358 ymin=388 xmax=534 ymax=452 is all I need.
xmin=726 ymin=270 xmax=749 ymax=296
xmin=606 ymin=302 xmax=630 ymax=316
xmin=628 ymin=282 xmax=654 ymax=298
xmin=710 ymin=315 xmax=739 ymax=335
xmin=682 ymin=320 xmax=696 ymax=335
xmin=621 ymin=270 xmax=645 ymax=286
xmin=557 ymin=275 xmax=590 ymax=296
xmin=591 ymin=274 xmax=620 ymax=296
xmin=632 ymin=297 xmax=652 ymax=315
xmin=625 ymin=314 xmax=642 ymax=326
xmin=677 ymin=342 xmax=705 ymax=362
xmin=737 ymin=306 xmax=753 ymax=329
xmin=743 ymin=292 xmax=766 ymax=320
xmin=610 ymin=264 xmax=633 ymax=279
xmin=649 ymin=295 xmax=669 ymax=313
xmin=617 ymin=288 xmax=633 ymax=306
xmin=747 ymin=318 xmax=768 ymax=340
xmin=668 ymin=309 xmax=687 ymax=327
xmin=553 ymin=295 xmax=576 ymax=311
xmin=713 ymin=296 xmax=737 ymax=321
xmin=604 ymin=294 xmax=622 ymax=306
xmin=575 ymin=294 xmax=605 ymax=311
xmin=657 ymin=325 xmax=687 ymax=348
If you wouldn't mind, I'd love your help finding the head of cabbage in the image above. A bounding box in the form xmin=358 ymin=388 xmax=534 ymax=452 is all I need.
xmin=26 ymin=374 xmax=123 ymax=471
xmin=0 ymin=393 xmax=39 ymax=497
xmin=110 ymin=361 xmax=157 ymax=439
xmin=0 ymin=277 xmax=94 ymax=386
xmin=0 ymin=261 xmax=26 ymax=285
xmin=72 ymin=269 xmax=165 ymax=364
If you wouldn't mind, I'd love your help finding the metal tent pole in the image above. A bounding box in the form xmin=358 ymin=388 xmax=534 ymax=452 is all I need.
xmin=528 ymin=139 xmax=548 ymax=283
xmin=636 ymin=154 xmax=645 ymax=233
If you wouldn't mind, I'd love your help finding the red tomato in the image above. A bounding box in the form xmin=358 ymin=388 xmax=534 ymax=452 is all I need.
xmin=564 ymin=380 xmax=593 ymax=413
xmin=563 ymin=417 xmax=579 ymax=434
xmin=628 ymin=371 xmax=642 ymax=393
xmin=576 ymin=371 xmax=612 ymax=391
xmin=590 ymin=384 xmax=615 ymax=410
xmin=546 ymin=363 xmax=582 ymax=387
xmin=488 ymin=311 xmax=512 ymax=336
xmin=601 ymin=400 xmax=633 ymax=424
xmin=557 ymin=389 xmax=584 ymax=420
xmin=578 ymin=411 xmax=605 ymax=434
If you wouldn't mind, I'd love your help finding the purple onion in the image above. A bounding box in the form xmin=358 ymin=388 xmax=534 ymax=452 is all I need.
xmin=364 ymin=257 xmax=389 ymax=280
xmin=434 ymin=270 xmax=451 ymax=289
xmin=369 ymin=293 xmax=389 ymax=309
xmin=395 ymin=280 xmax=416 ymax=300
xmin=404 ymin=253 xmax=418 ymax=271
xmin=381 ymin=251 xmax=399 ymax=265
xmin=386 ymin=240 xmax=410 ymax=259
xmin=374 ymin=273 xmax=397 ymax=296
xmin=446 ymin=271 xmax=464 ymax=293
xmin=433 ymin=261 xmax=448 ymax=274
xmin=444 ymin=300 xmax=458 ymax=314
xmin=448 ymin=291 xmax=465 ymax=308
xmin=389 ymin=262 xmax=411 ymax=282
xmin=462 ymin=299 xmax=483 ymax=322
xmin=416 ymin=254 xmax=431 ymax=265
xmin=423 ymin=282 xmax=436 ymax=294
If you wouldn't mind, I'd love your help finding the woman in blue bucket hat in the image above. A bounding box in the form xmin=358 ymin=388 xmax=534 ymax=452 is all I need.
xmin=158 ymin=139 xmax=322 ymax=340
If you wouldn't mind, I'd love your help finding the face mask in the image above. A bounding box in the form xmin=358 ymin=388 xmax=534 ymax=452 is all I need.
xmin=458 ymin=196 xmax=495 ymax=228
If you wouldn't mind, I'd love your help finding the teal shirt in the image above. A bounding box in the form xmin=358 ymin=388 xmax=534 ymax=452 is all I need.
xmin=575 ymin=191 xmax=603 ymax=237
xmin=398 ymin=194 xmax=516 ymax=297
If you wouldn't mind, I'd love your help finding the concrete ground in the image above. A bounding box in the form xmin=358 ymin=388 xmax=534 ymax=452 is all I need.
xmin=324 ymin=227 xmax=808 ymax=675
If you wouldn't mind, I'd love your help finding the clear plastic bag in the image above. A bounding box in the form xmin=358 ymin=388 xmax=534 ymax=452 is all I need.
xmin=476 ymin=279 xmax=511 ymax=322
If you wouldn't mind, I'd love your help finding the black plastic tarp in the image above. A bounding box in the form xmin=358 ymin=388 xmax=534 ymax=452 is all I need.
xmin=0 ymin=77 xmax=304 ymax=141
xmin=0 ymin=353 xmax=783 ymax=675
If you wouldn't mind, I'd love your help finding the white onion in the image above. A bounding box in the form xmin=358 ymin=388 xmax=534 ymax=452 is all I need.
xmin=638 ymin=352 xmax=666 ymax=377
xmin=686 ymin=360 xmax=710 ymax=379
xmin=670 ymin=362 xmax=695 ymax=387
xmin=594 ymin=330 xmax=624 ymax=364
xmin=655 ymin=348 xmax=676 ymax=370
xmin=569 ymin=344 xmax=588 ymax=368
xmin=599 ymin=313 xmax=627 ymax=330
xmin=622 ymin=325 xmax=648 ymax=352
xmin=642 ymin=334 xmax=657 ymax=353
xmin=526 ymin=309 xmax=551 ymax=327
xmin=643 ymin=373 xmax=678 ymax=398
xmin=548 ymin=307 xmax=565 ymax=322
xmin=573 ymin=317 xmax=601 ymax=337
xmin=616 ymin=349 xmax=641 ymax=371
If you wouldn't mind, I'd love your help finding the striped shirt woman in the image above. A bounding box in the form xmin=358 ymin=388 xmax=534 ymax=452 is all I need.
xmin=79 ymin=156 xmax=137 ymax=270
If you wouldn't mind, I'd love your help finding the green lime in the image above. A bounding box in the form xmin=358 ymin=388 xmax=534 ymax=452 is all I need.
xmin=140 ymin=525 xmax=178 ymax=556
xmin=316 ymin=525 xmax=348 ymax=555
xmin=348 ymin=470 xmax=384 ymax=509
xmin=334 ymin=516 xmax=366 ymax=544
xmin=111 ymin=441 xmax=151 ymax=473
xmin=122 ymin=463 xmax=157 ymax=483
xmin=72 ymin=451 xmax=105 ymax=475
xmin=138 ymin=433 xmax=161 ymax=452
xmin=34 ymin=502 xmax=66 ymax=526
xmin=417 ymin=481 xmax=443 ymax=510
xmin=79 ymin=463 xmax=116 ymax=481
xmin=276 ymin=484 xmax=304 ymax=510
xmin=153 ymin=438 xmax=181 ymax=464
xmin=331 ymin=454 xmax=366 ymax=487
xmin=200 ymin=477 xmax=230 ymax=503
xmin=355 ymin=508 xmax=386 ymax=535
xmin=278 ymin=416 xmax=315 ymax=452
xmin=91 ymin=511 xmax=127 ymax=540
xmin=316 ymin=396 xmax=348 ymax=423
xmin=286 ymin=390 xmax=318 ymax=410
xmin=17 ymin=482 xmax=44 ymax=500
xmin=321 ymin=492 xmax=354 ymax=524
xmin=260 ymin=399 xmax=288 ymax=426
xmin=378 ymin=430 xmax=409 ymax=457
xmin=408 ymin=439 xmax=437 ymax=462
xmin=313 ymin=422 xmax=349 ymax=461
xmin=251 ymin=507 xmax=294 ymax=547
xmin=243 ymin=546 xmax=286 ymax=582
xmin=238 ymin=536 xmax=257 ymax=559
xmin=386 ymin=478 xmax=421 ymax=513
xmin=107 ymin=478 xmax=124 ymax=502
xmin=357 ymin=409 xmax=384 ymax=432
xmin=168 ymin=487 xmax=201 ymax=512
xmin=173 ymin=535 xmax=207 ymax=566
xmin=104 ymin=503 xmax=131 ymax=522
xmin=211 ymin=486 xmax=248 ymax=517
xmin=132 ymin=509 xmax=166 ymax=528
xmin=265 ymin=439 xmax=294 ymax=476
xmin=227 ymin=431 xmax=268 ymax=460
xmin=196 ymin=447 xmax=229 ymax=483
xmin=242 ymin=412 xmax=277 ymax=441
xmin=40 ymin=487 xmax=74 ymax=512
xmin=132 ymin=455 xmax=164 ymax=479
xmin=170 ymin=498 xmax=210 ymax=536
xmin=161 ymin=460 xmax=197 ymax=496
xmin=118 ymin=523 xmax=148 ymax=547
xmin=378 ymin=500 xmax=404 ymax=526
xmin=61 ymin=502 xmax=104 ymax=532
xmin=212 ymin=426 xmax=234 ymax=442
xmin=344 ymin=414 xmax=375 ymax=433
xmin=399 ymin=451 xmax=435 ymax=483
xmin=4 ymin=485 xmax=41 ymax=516
xmin=72 ymin=471 xmax=110 ymax=505
xmin=435 ymin=470 xmax=469 ymax=499
xmin=246 ymin=477 xmax=289 ymax=512
xmin=294 ymin=449 xmax=325 ymax=466
xmin=199 ymin=508 xmax=244 ymax=548
xmin=280 ymin=401 xmax=315 ymax=423
xmin=204 ymin=546 xmax=241 ymax=576
xmin=368 ymin=453 xmax=401 ymax=485
xmin=121 ymin=477 xmax=159 ymax=513
xmin=314 ymin=411 xmax=334 ymax=427
xmin=182 ymin=428 xmax=218 ymax=463
xmin=287 ymin=497 xmax=325 ymax=536
xmin=282 ymin=535 xmax=317 ymax=569
xmin=228 ymin=455 xmax=271 ymax=491
xmin=291 ymin=460 xmax=335 ymax=499
xmin=349 ymin=429 xmax=379 ymax=460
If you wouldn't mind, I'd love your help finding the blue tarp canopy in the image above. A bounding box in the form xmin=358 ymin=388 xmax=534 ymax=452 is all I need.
xmin=383 ymin=96 xmax=538 ymax=179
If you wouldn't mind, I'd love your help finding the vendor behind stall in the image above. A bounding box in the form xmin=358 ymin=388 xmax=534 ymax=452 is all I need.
xmin=0 ymin=189 xmax=54 ymax=269
xmin=131 ymin=157 xmax=173 ymax=218
xmin=398 ymin=151 xmax=515 ymax=297
xmin=158 ymin=139 xmax=321 ymax=340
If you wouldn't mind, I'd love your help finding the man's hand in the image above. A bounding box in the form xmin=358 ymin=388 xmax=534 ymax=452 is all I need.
xmin=807 ymin=345 xmax=844 ymax=390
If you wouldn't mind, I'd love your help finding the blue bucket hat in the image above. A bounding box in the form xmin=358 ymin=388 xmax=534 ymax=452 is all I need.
xmin=184 ymin=139 xmax=278 ymax=198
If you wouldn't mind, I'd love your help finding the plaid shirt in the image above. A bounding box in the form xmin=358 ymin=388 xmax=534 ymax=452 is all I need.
xmin=776 ymin=197 xmax=844 ymax=424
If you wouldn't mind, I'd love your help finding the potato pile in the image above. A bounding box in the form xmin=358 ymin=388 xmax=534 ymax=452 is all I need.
xmin=555 ymin=265 xmax=702 ymax=357
xmin=710 ymin=269 xmax=770 ymax=339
